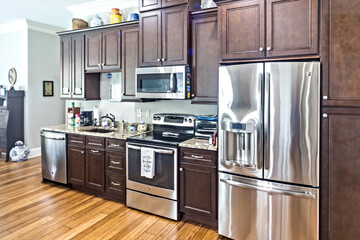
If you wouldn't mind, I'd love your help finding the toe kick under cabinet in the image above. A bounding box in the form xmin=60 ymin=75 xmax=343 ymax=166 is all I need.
xmin=67 ymin=134 xmax=126 ymax=202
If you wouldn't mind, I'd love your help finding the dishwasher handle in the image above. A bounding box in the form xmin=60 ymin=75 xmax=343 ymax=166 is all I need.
xmin=40 ymin=134 xmax=66 ymax=141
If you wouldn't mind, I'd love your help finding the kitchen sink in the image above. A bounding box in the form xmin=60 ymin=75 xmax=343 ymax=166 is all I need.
xmin=84 ymin=129 xmax=115 ymax=133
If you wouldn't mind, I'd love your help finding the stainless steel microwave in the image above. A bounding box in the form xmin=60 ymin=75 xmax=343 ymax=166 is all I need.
xmin=135 ymin=66 xmax=191 ymax=99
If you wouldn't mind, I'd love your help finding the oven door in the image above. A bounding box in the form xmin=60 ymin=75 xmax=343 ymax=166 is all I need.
xmin=126 ymin=143 xmax=178 ymax=200
xmin=135 ymin=66 xmax=185 ymax=99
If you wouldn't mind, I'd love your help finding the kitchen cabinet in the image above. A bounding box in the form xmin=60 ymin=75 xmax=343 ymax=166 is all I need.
xmin=67 ymin=145 xmax=86 ymax=186
xmin=85 ymin=27 xmax=121 ymax=72
xmin=86 ymin=147 xmax=105 ymax=191
xmin=179 ymin=148 xmax=217 ymax=227
xmin=60 ymin=34 xmax=100 ymax=100
xmin=191 ymin=9 xmax=218 ymax=104
xmin=321 ymin=108 xmax=360 ymax=240
xmin=139 ymin=5 xmax=189 ymax=67
xmin=321 ymin=0 xmax=360 ymax=107
xmin=139 ymin=0 xmax=201 ymax=12
xmin=216 ymin=0 xmax=318 ymax=61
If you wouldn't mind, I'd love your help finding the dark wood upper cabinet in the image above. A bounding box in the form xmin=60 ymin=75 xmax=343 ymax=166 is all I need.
xmin=85 ymin=28 xmax=122 ymax=72
xmin=139 ymin=10 xmax=162 ymax=67
xmin=140 ymin=5 xmax=189 ymax=67
xmin=321 ymin=108 xmax=360 ymax=240
xmin=72 ymin=35 xmax=85 ymax=98
xmin=219 ymin=0 xmax=265 ymax=60
xmin=140 ymin=0 xmax=162 ymax=12
xmin=191 ymin=10 xmax=218 ymax=104
xmin=68 ymin=145 xmax=86 ymax=186
xmin=60 ymin=35 xmax=72 ymax=98
xmin=86 ymin=148 xmax=105 ymax=191
xmin=162 ymin=0 xmax=189 ymax=9
xmin=162 ymin=5 xmax=189 ymax=66
xmin=322 ymin=0 xmax=360 ymax=107
xmin=266 ymin=0 xmax=318 ymax=57
xmin=139 ymin=0 xmax=201 ymax=12
xmin=217 ymin=0 xmax=318 ymax=61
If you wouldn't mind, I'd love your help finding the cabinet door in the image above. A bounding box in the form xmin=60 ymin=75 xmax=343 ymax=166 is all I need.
xmin=191 ymin=14 xmax=218 ymax=104
xmin=180 ymin=162 xmax=217 ymax=225
xmin=68 ymin=146 xmax=86 ymax=186
xmin=122 ymin=27 xmax=139 ymax=99
xmin=266 ymin=0 xmax=318 ymax=57
xmin=86 ymin=148 xmax=105 ymax=191
xmin=220 ymin=0 xmax=265 ymax=60
xmin=60 ymin=36 xmax=72 ymax=98
xmin=322 ymin=0 xmax=360 ymax=107
xmin=72 ymin=34 xmax=85 ymax=99
xmin=162 ymin=5 xmax=188 ymax=66
xmin=139 ymin=10 xmax=162 ymax=67
xmin=102 ymin=28 xmax=121 ymax=70
xmin=85 ymin=31 xmax=102 ymax=71
xmin=139 ymin=0 xmax=162 ymax=12
xmin=162 ymin=0 xmax=188 ymax=8
xmin=321 ymin=108 xmax=360 ymax=240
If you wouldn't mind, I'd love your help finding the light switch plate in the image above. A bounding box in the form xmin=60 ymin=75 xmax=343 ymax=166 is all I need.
xmin=145 ymin=110 xmax=150 ymax=118
xmin=137 ymin=109 xmax=142 ymax=117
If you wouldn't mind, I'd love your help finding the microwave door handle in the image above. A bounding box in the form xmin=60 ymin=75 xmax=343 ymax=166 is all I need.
xmin=169 ymin=73 xmax=175 ymax=93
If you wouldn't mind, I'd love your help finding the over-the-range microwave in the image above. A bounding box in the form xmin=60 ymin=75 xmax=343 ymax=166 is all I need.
xmin=135 ymin=66 xmax=191 ymax=99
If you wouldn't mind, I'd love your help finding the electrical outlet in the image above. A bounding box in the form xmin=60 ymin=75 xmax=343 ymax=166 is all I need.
xmin=145 ymin=110 xmax=150 ymax=118
xmin=137 ymin=109 xmax=142 ymax=117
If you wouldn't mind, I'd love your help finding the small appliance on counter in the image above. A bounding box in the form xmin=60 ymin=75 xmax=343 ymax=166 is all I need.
xmin=195 ymin=115 xmax=218 ymax=139
xmin=80 ymin=111 xmax=93 ymax=126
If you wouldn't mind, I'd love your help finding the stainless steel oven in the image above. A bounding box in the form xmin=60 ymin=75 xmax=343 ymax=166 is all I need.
xmin=126 ymin=142 xmax=179 ymax=220
xmin=135 ymin=66 xmax=191 ymax=99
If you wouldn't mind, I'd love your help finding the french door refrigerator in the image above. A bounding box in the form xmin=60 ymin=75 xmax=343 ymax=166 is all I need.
xmin=218 ymin=62 xmax=320 ymax=240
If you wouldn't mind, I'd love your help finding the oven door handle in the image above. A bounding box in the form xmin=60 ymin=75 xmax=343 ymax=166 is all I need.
xmin=127 ymin=144 xmax=174 ymax=155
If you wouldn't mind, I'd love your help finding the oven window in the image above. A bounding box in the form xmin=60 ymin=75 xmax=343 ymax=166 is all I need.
xmin=137 ymin=74 xmax=171 ymax=93
xmin=128 ymin=148 xmax=174 ymax=190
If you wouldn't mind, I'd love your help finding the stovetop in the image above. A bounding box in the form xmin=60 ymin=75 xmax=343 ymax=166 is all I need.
xmin=127 ymin=132 xmax=193 ymax=147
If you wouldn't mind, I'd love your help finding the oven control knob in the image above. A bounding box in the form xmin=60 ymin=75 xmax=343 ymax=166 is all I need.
xmin=184 ymin=119 xmax=187 ymax=122
xmin=157 ymin=117 xmax=161 ymax=120
xmin=189 ymin=119 xmax=192 ymax=123
xmin=153 ymin=116 xmax=157 ymax=120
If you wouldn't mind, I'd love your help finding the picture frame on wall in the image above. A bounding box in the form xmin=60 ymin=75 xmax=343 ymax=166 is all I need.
xmin=43 ymin=81 xmax=54 ymax=97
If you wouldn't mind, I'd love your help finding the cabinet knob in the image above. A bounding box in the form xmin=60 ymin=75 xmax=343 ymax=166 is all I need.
xmin=180 ymin=168 xmax=183 ymax=171
xmin=259 ymin=47 xmax=264 ymax=52
xmin=80 ymin=151 xmax=85 ymax=154
xmin=102 ymin=63 xmax=105 ymax=67
xmin=161 ymin=58 xmax=166 ymax=62
xmin=157 ymin=58 xmax=161 ymax=62
xmin=98 ymin=63 xmax=101 ymax=67
xmin=266 ymin=47 xmax=272 ymax=51
xmin=323 ymin=113 xmax=328 ymax=118
xmin=191 ymin=94 xmax=195 ymax=98
xmin=323 ymin=95 xmax=328 ymax=100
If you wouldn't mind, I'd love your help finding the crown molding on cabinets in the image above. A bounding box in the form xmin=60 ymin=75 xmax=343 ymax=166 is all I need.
xmin=26 ymin=20 xmax=64 ymax=35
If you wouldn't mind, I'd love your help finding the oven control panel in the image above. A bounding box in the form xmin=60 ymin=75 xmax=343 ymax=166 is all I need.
xmin=152 ymin=114 xmax=195 ymax=127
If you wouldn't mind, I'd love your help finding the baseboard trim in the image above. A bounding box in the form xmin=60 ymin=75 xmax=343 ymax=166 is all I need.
xmin=28 ymin=147 xmax=41 ymax=159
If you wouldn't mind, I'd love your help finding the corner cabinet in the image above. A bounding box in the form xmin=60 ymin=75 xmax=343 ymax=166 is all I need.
xmin=139 ymin=0 xmax=201 ymax=12
xmin=216 ymin=0 xmax=318 ymax=61
xmin=191 ymin=9 xmax=219 ymax=104
xmin=139 ymin=5 xmax=189 ymax=67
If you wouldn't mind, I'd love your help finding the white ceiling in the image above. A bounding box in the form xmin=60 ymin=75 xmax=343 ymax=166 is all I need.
xmin=0 ymin=0 xmax=99 ymax=29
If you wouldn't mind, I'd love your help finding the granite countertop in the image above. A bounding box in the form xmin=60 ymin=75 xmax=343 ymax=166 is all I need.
xmin=179 ymin=138 xmax=218 ymax=151
xmin=41 ymin=124 xmax=147 ymax=140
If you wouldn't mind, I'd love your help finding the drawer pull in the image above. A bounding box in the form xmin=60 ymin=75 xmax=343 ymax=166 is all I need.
xmin=111 ymin=161 xmax=120 ymax=165
xmin=111 ymin=182 xmax=120 ymax=186
xmin=110 ymin=144 xmax=121 ymax=147
xmin=90 ymin=150 xmax=99 ymax=153
xmin=80 ymin=151 xmax=85 ymax=154
xmin=191 ymin=154 xmax=204 ymax=159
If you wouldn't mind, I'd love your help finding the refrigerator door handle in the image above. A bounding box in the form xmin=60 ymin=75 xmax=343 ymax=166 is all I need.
xmin=264 ymin=72 xmax=270 ymax=170
xmin=220 ymin=160 xmax=257 ymax=171
xmin=219 ymin=178 xmax=316 ymax=199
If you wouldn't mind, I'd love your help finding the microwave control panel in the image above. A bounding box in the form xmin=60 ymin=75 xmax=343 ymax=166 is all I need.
xmin=185 ymin=66 xmax=191 ymax=99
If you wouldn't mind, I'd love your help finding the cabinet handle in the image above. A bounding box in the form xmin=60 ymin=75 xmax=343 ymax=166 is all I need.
xmin=323 ymin=95 xmax=328 ymax=100
xmin=157 ymin=58 xmax=161 ymax=62
xmin=110 ymin=144 xmax=120 ymax=147
xmin=80 ymin=151 xmax=85 ymax=154
xmin=161 ymin=58 xmax=166 ymax=62
xmin=259 ymin=47 xmax=264 ymax=52
xmin=191 ymin=94 xmax=195 ymax=98
xmin=191 ymin=154 xmax=204 ymax=159
xmin=98 ymin=63 xmax=101 ymax=67
xmin=90 ymin=150 xmax=99 ymax=153
xmin=323 ymin=113 xmax=328 ymax=118
xmin=102 ymin=63 xmax=104 ymax=67
xmin=180 ymin=168 xmax=183 ymax=171
xmin=266 ymin=47 xmax=272 ymax=51
xmin=111 ymin=182 xmax=120 ymax=186
xmin=111 ymin=161 xmax=120 ymax=165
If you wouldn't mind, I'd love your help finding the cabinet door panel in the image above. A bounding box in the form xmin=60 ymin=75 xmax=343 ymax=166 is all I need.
xmin=322 ymin=0 xmax=360 ymax=107
xmin=139 ymin=0 xmax=162 ymax=12
xmin=139 ymin=10 xmax=162 ymax=67
xmin=322 ymin=108 xmax=360 ymax=240
xmin=162 ymin=0 xmax=188 ymax=8
xmin=220 ymin=0 xmax=265 ymax=60
xmin=102 ymin=28 xmax=121 ymax=70
xmin=122 ymin=27 xmax=139 ymax=98
xmin=192 ymin=15 xmax=218 ymax=103
xmin=72 ymin=35 xmax=85 ymax=98
xmin=86 ymin=149 xmax=105 ymax=191
xmin=68 ymin=146 xmax=86 ymax=186
xmin=266 ymin=0 xmax=318 ymax=57
xmin=60 ymin=36 xmax=72 ymax=98
xmin=85 ymin=32 xmax=102 ymax=71
xmin=162 ymin=5 xmax=188 ymax=65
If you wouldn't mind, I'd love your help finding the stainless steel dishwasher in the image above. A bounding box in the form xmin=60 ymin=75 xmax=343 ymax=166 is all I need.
xmin=40 ymin=131 xmax=67 ymax=184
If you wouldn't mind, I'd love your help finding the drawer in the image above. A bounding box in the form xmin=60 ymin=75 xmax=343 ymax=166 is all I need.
xmin=105 ymin=172 xmax=126 ymax=198
xmin=105 ymin=151 xmax=126 ymax=174
xmin=180 ymin=148 xmax=217 ymax=167
xmin=86 ymin=136 xmax=105 ymax=149
xmin=106 ymin=138 xmax=126 ymax=152
xmin=68 ymin=134 xmax=85 ymax=146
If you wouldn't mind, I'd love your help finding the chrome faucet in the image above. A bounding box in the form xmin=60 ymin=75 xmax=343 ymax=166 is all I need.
xmin=100 ymin=113 xmax=115 ymax=128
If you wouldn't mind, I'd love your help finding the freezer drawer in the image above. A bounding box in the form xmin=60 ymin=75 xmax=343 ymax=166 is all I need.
xmin=218 ymin=172 xmax=319 ymax=240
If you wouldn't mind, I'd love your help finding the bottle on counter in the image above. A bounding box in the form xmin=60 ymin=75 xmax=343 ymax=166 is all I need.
xmin=75 ymin=114 xmax=81 ymax=129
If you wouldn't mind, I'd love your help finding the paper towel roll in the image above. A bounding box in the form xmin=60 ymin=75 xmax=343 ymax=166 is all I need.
xmin=93 ymin=106 xmax=100 ymax=126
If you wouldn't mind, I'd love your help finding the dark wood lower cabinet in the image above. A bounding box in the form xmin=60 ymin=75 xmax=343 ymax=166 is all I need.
xmin=86 ymin=148 xmax=105 ymax=191
xmin=105 ymin=172 xmax=126 ymax=201
xmin=321 ymin=107 xmax=360 ymax=240
xmin=67 ymin=145 xmax=86 ymax=186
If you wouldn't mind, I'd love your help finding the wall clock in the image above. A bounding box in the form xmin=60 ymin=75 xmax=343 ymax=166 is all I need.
xmin=8 ymin=67 xmax=17 ymax=90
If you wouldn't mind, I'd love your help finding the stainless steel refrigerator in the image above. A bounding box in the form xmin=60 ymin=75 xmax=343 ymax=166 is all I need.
xmin=218 ymin=62 xmax=320 ymax=240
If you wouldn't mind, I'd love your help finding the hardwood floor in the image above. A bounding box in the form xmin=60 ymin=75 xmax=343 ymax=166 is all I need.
xmin=0 ymin=155 xmax=225 ymax=240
